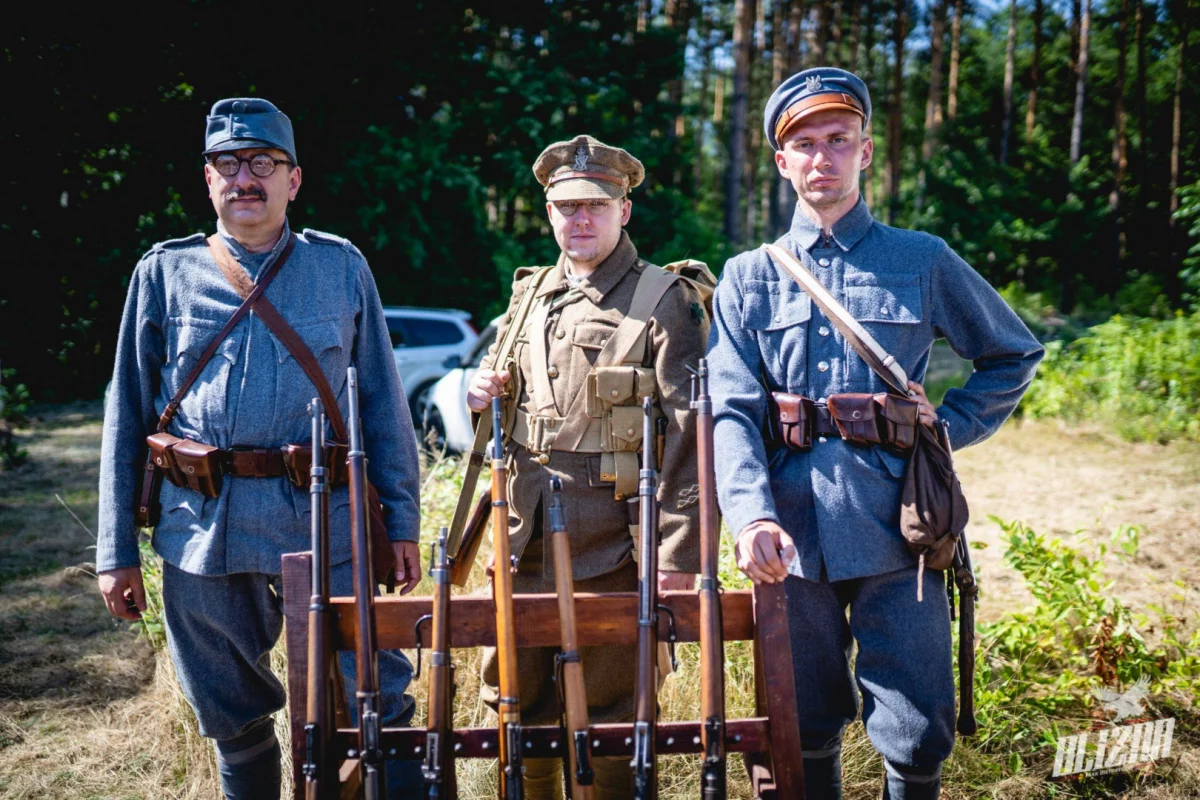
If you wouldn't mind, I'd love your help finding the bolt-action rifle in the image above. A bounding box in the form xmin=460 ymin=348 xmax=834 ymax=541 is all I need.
xmin=347 ymin=368 xmax=386 ymax=799
xmin=691 ymin=360 xmax=727 ymax=799
xmin=632 ymin=396 xmax=672 ymax=800
xmin=491 ymin=396 xmax=524 ymax=799
xmin=945 ymin=420 xmax=979 ymax=737
xmin=415 ymin=527 xmax=456 ymax=798
xmin=548 ymin=477 xmax=595 ymax=799
xmin=304 ymin=397 xmax=342 ymax=800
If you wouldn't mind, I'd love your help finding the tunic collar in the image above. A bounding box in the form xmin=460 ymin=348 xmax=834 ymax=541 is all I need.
xmin=536 ymin=230 xmax=640 ymax=303
xmin=215 ymin=218 xmax=293 ymax=279
xmin=787 ymin=197 xmax=874 ymax=252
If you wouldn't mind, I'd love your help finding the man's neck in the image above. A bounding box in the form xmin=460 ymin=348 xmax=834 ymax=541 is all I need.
xmin=795 ymin=190 xmax=860 ymax=239
xmin=222 ymin=221 xmax=285 ymax=254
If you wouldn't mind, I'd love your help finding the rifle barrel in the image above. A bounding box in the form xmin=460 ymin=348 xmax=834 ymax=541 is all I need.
xmin=422 ymin=527 xmax=455 ymax=797
xmin=491 ymin=396 xmax=523 ymax=799
xmin=305 ymin=397 xmax=336 ymax=800
xmin=632 ymin=397 xmax=659 ymax=800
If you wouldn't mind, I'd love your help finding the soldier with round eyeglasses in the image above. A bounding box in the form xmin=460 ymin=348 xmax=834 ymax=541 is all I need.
xmin=96 ymin=97 xmax=424 ymax=799
xmin=467 ymin=134 xmax=711 ymax=799
xmin=707 ymin=68 xmax=1044 ymax=799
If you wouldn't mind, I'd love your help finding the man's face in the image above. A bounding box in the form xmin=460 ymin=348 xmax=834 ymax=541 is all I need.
xmin=204 ymin=147 xmax=301 ymax=232
xmin=545 ymin=195 xmax=633 ymax=270
xmin=775 ymin=109 xmax=872 ymax=210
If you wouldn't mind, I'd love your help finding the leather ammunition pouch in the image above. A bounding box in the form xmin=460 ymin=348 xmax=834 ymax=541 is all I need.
xmin=768 ymin=391 xmax=918 ymax=454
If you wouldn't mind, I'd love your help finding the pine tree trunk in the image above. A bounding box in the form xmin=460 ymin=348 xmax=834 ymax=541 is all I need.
xmin=727 ymin=0 xmax=756 ymax=243
xmin=667 ymin=0 xmax=691 ymax=147
xmin=864 ymin=0 xmax=878 ymax=208
xmin=770 ymin=0 xmax=791 ymax=236
xmin=1000 ymin=0 xmax=1017 ymax=166
xmin=790 ymin=0 xmax=804 ymax=72
xmin=947 ymin=0 xmax=963 ymax=121
xmin=916 ymin=0 xmax=946 ymax=211
xmin=849 ymin=0 xmax=863 ymax=71
xmin=831 ymin=0 xmax=845 ymax=66
xmin=1134 ymin=0 xmax=1147 ymax=202
xmin=1069 ymin=0 xmax=1090 ymax=165
xmin=638 ymin=0 xmax=650 ymax=33
xmin=694 ymin=4 xmax=714 ymax=190
xmin=1110 ymin=0 xmax=1128 ymax=268
xmin=887 ymin=0 xmax=907 ymax=223
xmin=816 ymin=1 xmax=831 ymax=65
xmin=1025 ymin=0 xmax=1044 ymax=140
xmin=1169 ymin=12 xmax=1187 ymax=224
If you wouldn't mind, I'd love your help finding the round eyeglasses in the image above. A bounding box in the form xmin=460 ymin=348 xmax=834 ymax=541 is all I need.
xmin=552 ymin=199 xmax=616 ymax=217
xmin=208 ymin=153 xmax=294 ymax=178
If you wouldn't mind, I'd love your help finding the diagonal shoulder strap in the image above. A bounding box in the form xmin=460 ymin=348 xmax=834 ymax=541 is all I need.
xmin=764 ymin=243 xmax=912 ymax=396
xmin=156 ymin=233 xmax=296 ymax=432
xmin=207 ymin=234 xmax=349 ymax=441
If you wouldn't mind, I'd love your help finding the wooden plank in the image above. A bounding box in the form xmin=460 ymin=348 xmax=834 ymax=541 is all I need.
xmin=331 ymin=590 xmax=755 ymax=650
xmin=330 ymin=718 xmax=770 ymax=761
xmin=753 ymin=581 xmax=805 ymax=799
xmin=281 ymin=552 xmax=313 ymax=800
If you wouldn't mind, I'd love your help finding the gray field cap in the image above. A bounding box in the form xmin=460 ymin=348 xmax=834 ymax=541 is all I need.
xmin=203 ymin=97 xmax=297 ymax=165
xmin=764 ymin=67 xmax=871 ymax=150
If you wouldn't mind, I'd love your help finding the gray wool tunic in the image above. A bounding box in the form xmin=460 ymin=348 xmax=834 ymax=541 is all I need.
xmin=97 ymin=220 xmax=421 ymax=576
xmin=708 ymin=200 xmax=1044 ymax=582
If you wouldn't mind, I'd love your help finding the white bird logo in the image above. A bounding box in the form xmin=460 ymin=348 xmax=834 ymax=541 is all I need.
xmin=1092 ymin=676 xmax=1151 ymax=722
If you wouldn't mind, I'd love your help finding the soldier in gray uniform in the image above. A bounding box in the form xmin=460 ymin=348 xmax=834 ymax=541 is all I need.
xmin=96 ymin=98 xmax=423 ymax=799
xmin=707 ymin=68 xmax=1044 ymax=798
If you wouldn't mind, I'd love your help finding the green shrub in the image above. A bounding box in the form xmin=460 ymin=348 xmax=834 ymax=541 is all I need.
xmin=1020 ymin=310 xmax=1200 ymax=442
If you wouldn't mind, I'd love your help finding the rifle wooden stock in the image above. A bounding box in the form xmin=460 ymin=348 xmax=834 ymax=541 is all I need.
xmin=549 ymin=478 xmax=595 ymax=799
xmin=693 ymin=360 xmax=727 ymax=800
xmin=448 ymin=490 xmax=491 ymax=587
xmin=347 ymin=369 xmax=385 ymax=799
xmin=305 ymin=398 xmax=341 ymax=800
xmin=491 ymin=397 xmax=524 ymax=799
xmin=420 ymin=529 xmax=456 ymax=798
xmin=632 ymin=397 xmax=660 ymax=800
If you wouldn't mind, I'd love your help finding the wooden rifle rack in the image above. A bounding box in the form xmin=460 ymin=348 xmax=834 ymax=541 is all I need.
xmin=281 ymin=551 xmax=805 ymax=799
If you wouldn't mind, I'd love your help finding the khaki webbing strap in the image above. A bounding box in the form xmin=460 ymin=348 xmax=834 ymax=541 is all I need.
xmin=552 ymin=264 xmax=680 ymax=453
xmin=526 ymin=285 xmax=560 ymax=417
xmin=156 ymin=234 xmax=295 ymax=432
xmin=764 ymin=243 xmax=912 ymax=396
xmin=445 ymin=266 xmax=553 ymax=559
xmin=513 ymin=408 xmax=606 ymax=454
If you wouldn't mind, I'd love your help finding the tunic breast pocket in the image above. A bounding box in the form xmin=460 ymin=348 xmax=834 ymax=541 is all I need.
xmin=844 ymin=278 xmax=924 ymax=385
xmin=741 ymin=281 xmax=811 ymax=388
xmin=571 ymin=318 xmax=619 ymax=367
xmin=274 ymin=320 xmax=348 ymax=405
xmin=166 ymin=320 xmax=240 ymax=431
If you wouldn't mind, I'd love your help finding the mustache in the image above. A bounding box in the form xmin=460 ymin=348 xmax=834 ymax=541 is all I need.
xmin=225 ymin=186 xmax=267 ymax=201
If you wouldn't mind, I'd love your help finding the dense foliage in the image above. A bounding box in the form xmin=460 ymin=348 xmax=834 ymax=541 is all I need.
xmin=3 ymin=0 xmax=1199 ymax=403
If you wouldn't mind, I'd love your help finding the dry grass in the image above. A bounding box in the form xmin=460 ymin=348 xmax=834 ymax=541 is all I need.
xmin=2 ymin=402 xmax=1198 ymax=798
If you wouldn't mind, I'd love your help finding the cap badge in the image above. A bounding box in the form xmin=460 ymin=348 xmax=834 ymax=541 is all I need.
xmin=806 ymin=75 xmax=823 ymax=93
xmin=573 ymin=146 xmax=589 ymax=171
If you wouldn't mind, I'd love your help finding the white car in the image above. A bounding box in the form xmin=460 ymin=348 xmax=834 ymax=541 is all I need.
xmin=423 ymin=316 xmax=502 ymax=454
xmin=382 ymin=307 xmax=478 ymax=431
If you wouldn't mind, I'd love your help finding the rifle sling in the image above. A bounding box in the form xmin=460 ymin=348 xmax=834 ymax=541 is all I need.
xmin=445 ymin=266 xmax=553 ymax=559
xmin=156 ymin=233 xmax=296 ymax=432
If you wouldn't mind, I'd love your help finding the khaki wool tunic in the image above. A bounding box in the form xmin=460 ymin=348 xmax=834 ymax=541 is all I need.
xmin=481 ymin=230 xmax=707 ymax=581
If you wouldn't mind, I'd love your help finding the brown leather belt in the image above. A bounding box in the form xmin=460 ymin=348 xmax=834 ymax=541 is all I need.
xmin=813 ymin=404 xmax=841 ymax=439
xmin=222 ymin=447 xmax=288 ymax=478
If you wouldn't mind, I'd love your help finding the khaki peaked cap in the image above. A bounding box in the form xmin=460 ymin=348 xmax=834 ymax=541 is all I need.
xmin=532 ymin=135 xmax=645 ymax=201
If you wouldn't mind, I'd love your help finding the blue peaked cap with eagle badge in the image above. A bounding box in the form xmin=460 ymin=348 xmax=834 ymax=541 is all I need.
xmin=764 ymin=67 xmax=872 ymax=151
xmin=203 ymin=97 xmax=297 ymax=165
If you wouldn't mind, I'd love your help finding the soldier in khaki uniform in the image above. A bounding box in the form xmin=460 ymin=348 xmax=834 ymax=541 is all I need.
xmin=468 ymin=135 xmax=708 ymax=798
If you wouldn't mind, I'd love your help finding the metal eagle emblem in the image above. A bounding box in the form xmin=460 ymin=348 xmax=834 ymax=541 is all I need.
xmin=573 ymin=146 xmax=589 ymax=171
xmin=806 ymin=74 xmax=823 ymax=93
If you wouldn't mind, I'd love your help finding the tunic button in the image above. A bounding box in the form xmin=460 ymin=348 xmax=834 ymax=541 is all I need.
xmin=774 ymin=316 xmax=782 ymax=323
xmin=817 ymin=396 xmax=827 ymax=403
xmin=537 ymin=454 xmax=550 ymax=465
xmin=599 ymin=338 xmax=607 ymax=346
xmin=548 ymin=366 xmax=559 ymax=378
xmin=819 ymin=436 xmax=828 ymax=444
xmin=880 ymin=307 xmax=889 ymax=315
xmin=610 ymin=389 xmax=620 ymax=398
xmin=818 ymin=325 xmax=830 ymax=336
xmin=818 ymin=258 xmax=831 ymax=267
xmin=556 ymin=329 xmax=566 ymax=339
xmin=817 ymin=361 xmax=829 ymax=372
xmin=627 ymin=428 xmax=635 ymax=436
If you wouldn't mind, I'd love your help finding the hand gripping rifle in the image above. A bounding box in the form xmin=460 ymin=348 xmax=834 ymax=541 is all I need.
xmin=347 ymin=368 xmax=386 ymax=799
xmin=548 ymin=477 xmax=595 ymax=799
xmin=690 ymin=360 xmax=727 ymax=799
xmin=304 ymin=397 xmax=341 ymax=800
xmin=631 ymin=396 xmax=663 ymax=800
xmin=491 ymin=396 xmax=525 ymax=799
xmin=415 ymin=527 xmax=456 ymax=798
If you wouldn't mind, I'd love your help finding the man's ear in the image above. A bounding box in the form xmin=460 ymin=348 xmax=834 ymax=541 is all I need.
xmin=620 ymin=198 xmax=632 ymax=226
xmin=860 ymin=136 xmax=874 ymax=171
xmin=774 ymin=149 xmax=789 ymax=178
xmin=288 ymin=165 xmax=302 ymax=201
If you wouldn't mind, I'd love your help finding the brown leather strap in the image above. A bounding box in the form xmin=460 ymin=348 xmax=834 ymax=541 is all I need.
xmin=224 ymin=448 xmax=288 ymax=478
xmin=207 ymin=234 xmax=349 ymax=442
xmin=157 ymin=233 xmax=296 ymax=432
